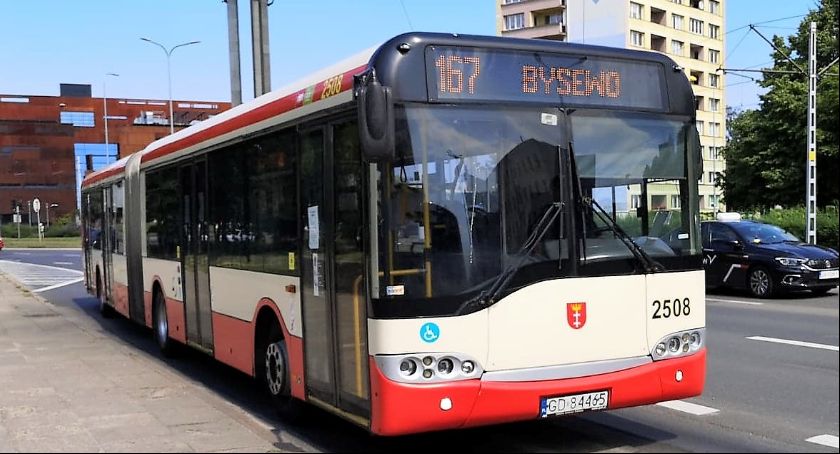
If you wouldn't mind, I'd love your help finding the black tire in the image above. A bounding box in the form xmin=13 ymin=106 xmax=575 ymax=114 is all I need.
xmin=152 ymin=290 xmax=176 ymax=357
xmin=257 ymin=322 xmax=306 ymax=422
xmin=810 ymin=287 xmax=832 ymax=296
xmin=97 ymin=270 xmax=114 ymax=318
xmin=748 ymin=266 xmax=775 ymax=298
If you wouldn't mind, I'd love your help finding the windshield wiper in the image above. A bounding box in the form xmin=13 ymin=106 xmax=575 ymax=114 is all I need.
xmin=456 ymin=201 xmax=563 ymax=315
xmin=586 ymin=197 xmax=664 ymax=273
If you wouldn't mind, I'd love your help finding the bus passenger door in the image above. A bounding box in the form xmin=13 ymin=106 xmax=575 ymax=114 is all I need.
xmin=300 ymin=120 xmax=370 ymax=419
xmin=180 ymin=161 xmax=214 ymax=351
xmin=102 ymin=185 xmax=114 ymax=302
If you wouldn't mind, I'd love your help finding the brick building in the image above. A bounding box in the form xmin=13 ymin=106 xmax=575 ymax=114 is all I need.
xmin=0 ymin=84 xmax=230 ymax=225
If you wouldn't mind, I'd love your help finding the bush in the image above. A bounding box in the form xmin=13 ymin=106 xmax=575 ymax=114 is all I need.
xmin=744 ymin=206 xmax=839 ymax=251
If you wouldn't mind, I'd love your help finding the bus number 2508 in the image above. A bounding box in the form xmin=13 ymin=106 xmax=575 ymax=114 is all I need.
xmin=652 ymin=298 xmax=690 ymax=319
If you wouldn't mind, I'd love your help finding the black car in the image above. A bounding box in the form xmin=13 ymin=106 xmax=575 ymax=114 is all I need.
xmin=701 ymin=218 xmax=839 ymax=298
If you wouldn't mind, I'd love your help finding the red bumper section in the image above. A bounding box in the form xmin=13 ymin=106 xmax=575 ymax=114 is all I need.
xmin=370 ymin=349 xmax=706 ymax=436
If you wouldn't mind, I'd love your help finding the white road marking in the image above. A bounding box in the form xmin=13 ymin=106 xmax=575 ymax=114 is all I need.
xmin=32 ymin=278 xmax=85 ymax=293
xmin=747 ymin=336 xmax=839 ymax=352
xmin=0 ymin=260 xmax=84 ymax=292
xmin=707 ymin=298 xmax=764 ymax=306
xmin=53 ymin=261 xmax=75 ymax=265
xmin=656 ymin=400 xmax=719 ymax=415
xmin=806 ymin=434 xmax=839 ymax=449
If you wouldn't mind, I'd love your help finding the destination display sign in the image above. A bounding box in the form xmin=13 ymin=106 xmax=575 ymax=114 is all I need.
xmin=426 ymin=46 xmax=668 ymax=110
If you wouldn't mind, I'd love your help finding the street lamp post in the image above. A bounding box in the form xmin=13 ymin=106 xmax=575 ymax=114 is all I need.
xmin=46 ymin=203 xmax=58 ymax=229
xmin=103 ymin=73 xmax=119 ymax=163
xmin=140 ymin=38 xmax=201 ymax=134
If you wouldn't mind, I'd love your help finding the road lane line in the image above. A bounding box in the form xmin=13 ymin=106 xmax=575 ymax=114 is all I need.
xmin=747 ymin=336 xmax=839 ymax=352
xmin=655 ymin=400 xmax=719 ymax=415
xmin=32 ymin=278 xmax=85 ymax=293
xmin=707 ymin=298 xmax=764 ymax=306
xmin=53 ymin=261 xmax=74 ymax=265
xmin=806 ymin=434 xmax=839 ymax=449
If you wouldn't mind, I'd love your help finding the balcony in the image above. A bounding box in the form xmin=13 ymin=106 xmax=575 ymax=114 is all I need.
xmin=503 ymin=23 xmax=566 ymax=40
xmin=500 ymin=0 xmax=564 ymax=16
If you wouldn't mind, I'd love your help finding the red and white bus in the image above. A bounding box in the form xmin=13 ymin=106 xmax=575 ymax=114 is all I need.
xmin=81 ymin=32 xmax=706 ymax=435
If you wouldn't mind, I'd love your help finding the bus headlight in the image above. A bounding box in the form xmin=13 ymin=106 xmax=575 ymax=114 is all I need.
xmin=652 ymin=328 xmax=705 ymax=361
xmin=374 ymin=353 xmax=484 ymax=384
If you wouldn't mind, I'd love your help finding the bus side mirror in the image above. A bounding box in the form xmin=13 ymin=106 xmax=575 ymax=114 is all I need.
xmin=356 ymin=72 xmax=394 ymax=162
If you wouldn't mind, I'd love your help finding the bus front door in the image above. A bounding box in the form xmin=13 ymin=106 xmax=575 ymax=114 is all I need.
xmin=180 ymin=161 xmax=214 ymax=352
xmin=300 ymin=120 xmax=370 ymax=419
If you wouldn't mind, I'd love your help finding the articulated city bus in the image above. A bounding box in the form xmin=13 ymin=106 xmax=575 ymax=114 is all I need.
xmin=81 ymin=32 xmax=705 ymax=436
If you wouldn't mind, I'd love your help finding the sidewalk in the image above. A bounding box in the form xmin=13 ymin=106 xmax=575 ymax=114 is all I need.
xmin=0 ymin=273 xmax=310 ymax=453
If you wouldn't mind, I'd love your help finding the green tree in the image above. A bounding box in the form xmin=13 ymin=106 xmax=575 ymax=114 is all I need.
xmin=721 ymin=0 xmax=839 ymax=210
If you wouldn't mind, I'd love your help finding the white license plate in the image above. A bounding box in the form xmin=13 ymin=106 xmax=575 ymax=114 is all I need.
xmin=540 ymin=390 xmax=609 ymax=418
xmin=819 ymin=270 xmax=839 ymax=279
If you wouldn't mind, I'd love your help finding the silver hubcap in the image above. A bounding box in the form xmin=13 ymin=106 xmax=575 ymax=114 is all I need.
xmin=265 ymin=342 xmax=285 ymax=396
xmin=750 ymin=270 xmax=770 ymax=296
xmin=156 ymin=299 xmax=168 ymax=342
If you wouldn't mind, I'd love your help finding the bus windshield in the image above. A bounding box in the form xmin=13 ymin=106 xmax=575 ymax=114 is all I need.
xmin=371 ymin=104 xmax=701 ymax=316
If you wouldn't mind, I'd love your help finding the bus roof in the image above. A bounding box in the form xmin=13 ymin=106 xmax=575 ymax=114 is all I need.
xmin=83 ymin=32 xmax=693 ymax=189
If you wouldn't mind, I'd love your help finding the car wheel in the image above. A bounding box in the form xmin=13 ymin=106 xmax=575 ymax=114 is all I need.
xmin=748 ymin=266 xmax=775 ymax=298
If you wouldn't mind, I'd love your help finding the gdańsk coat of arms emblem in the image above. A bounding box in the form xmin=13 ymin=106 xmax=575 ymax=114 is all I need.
xmin=567 ymin=302 xmax=587 ymax=329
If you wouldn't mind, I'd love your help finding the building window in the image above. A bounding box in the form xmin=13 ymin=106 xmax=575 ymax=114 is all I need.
xmin=709 ymin=195 xmax=719 ymax=209
xmin=671 ymin=194 xmax=681 ymax=209
xmin=709 ymin=24 xmax=720 ymax=39
xmin=690 ymin=0 xmax=704 ymax=10
xmin=631 ymin=30 xmax=644 ymax=47
xmin=709 ymin=98 xmax=720 ymax=112
xmin=504 ymin=13 xmax=525 ymax=31
xmin=60 ymin=111 xmax=95 ymax=127
xmin=630 ymin=2 xmax=643 ymax=19
xmin=503 ymin=0 xmax=524 ymax=4
xmin=631 ymin=194 xmax=642 ymax=209
xmin=710 ymin=0 xmax=720 ymax=14
xmin=672 ymin=40 xmax=684 ymax=56
xmin=696 ymin=120 xmax=704 ymax=135
xmin=708 ymin=73 xmax=720 ymax=88
xmin=708 ymin=172 xmax=716 ymax=184
xmin=690 ymin=18 xmax=703 ymax=34
xmin=672 ymin=14 xmax=684 ymax=30
xmin=709 ymin=49 xmax=720 ymax=63
xmin=709 ymin=146 xmax=721 ymax=160
xmin=672 ymin=0 xmax=683 ymax=4
xmin=651 ymin=195 xmax=667 ymax=210
xmin=709 ymin=122 xmax=720 ymax=136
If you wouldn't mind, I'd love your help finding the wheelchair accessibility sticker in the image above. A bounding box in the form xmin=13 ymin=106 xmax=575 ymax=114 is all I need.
xmin=420 ymin=322 xmax=440 ymax=343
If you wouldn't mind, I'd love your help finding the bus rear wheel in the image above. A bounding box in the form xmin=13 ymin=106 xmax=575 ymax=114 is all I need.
xmin=153 ymin=290 xmax=176 ymax=357
xmin=97 ymin=269 xmax=114 ymax=318
xmin=257 ymin=322 xmax=305 ymax=422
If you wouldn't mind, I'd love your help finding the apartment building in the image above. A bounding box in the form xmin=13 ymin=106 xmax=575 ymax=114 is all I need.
xmin=496 ymin=0 xmax=726 ymax=213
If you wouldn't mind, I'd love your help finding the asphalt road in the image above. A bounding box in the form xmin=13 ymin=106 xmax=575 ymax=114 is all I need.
xmin=3 ymin=249 xmax=838 ymax=452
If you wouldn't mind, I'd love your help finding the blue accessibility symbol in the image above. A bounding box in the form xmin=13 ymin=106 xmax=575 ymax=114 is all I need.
xmin=420 ymin=322 xmax=440 ymax=343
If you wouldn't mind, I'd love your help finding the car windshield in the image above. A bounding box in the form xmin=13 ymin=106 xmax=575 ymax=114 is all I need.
xmin=731 ymin=222 xmax=799 ymax=244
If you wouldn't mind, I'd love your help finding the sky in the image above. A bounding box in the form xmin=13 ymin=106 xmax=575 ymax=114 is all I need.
xmin=0 ymin=0 xmax=820 ymax=111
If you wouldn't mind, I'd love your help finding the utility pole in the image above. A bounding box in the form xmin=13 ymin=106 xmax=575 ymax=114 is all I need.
xmin=251 ymin=0 xmax=271 ymax=97
xmin=225 ymin=0 xmax=242 ymax=106
xmin=805 ymin=21 xmax=817 ymax=244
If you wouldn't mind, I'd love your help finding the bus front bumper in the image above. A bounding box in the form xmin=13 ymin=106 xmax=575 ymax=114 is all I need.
xmin=369 ymin=349 xmax=706 ymax=436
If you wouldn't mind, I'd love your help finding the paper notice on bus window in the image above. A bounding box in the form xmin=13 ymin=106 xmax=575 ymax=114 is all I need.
xmin=308 ymin=206 xmax=320 ymax=250
xmin=288 ymin=252 xmax=296 ymax=271
xmin=312 ymin=252 xmax=321 ymax=297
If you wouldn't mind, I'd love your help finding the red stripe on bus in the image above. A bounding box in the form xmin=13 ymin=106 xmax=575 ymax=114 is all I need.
xmin=212 ymin=312 xmax=256 ymax=376
xmin=139 ymin=64 xmax=367 ymax=167
xmin=81 ymin=64 xmax=367 ymax=188
xmin=369 ymin=350 xmax=706 ymax=436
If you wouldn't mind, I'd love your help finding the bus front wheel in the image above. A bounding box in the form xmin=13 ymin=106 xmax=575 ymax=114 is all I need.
xmin=257 ymin=322 xmax=305 ymax=421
